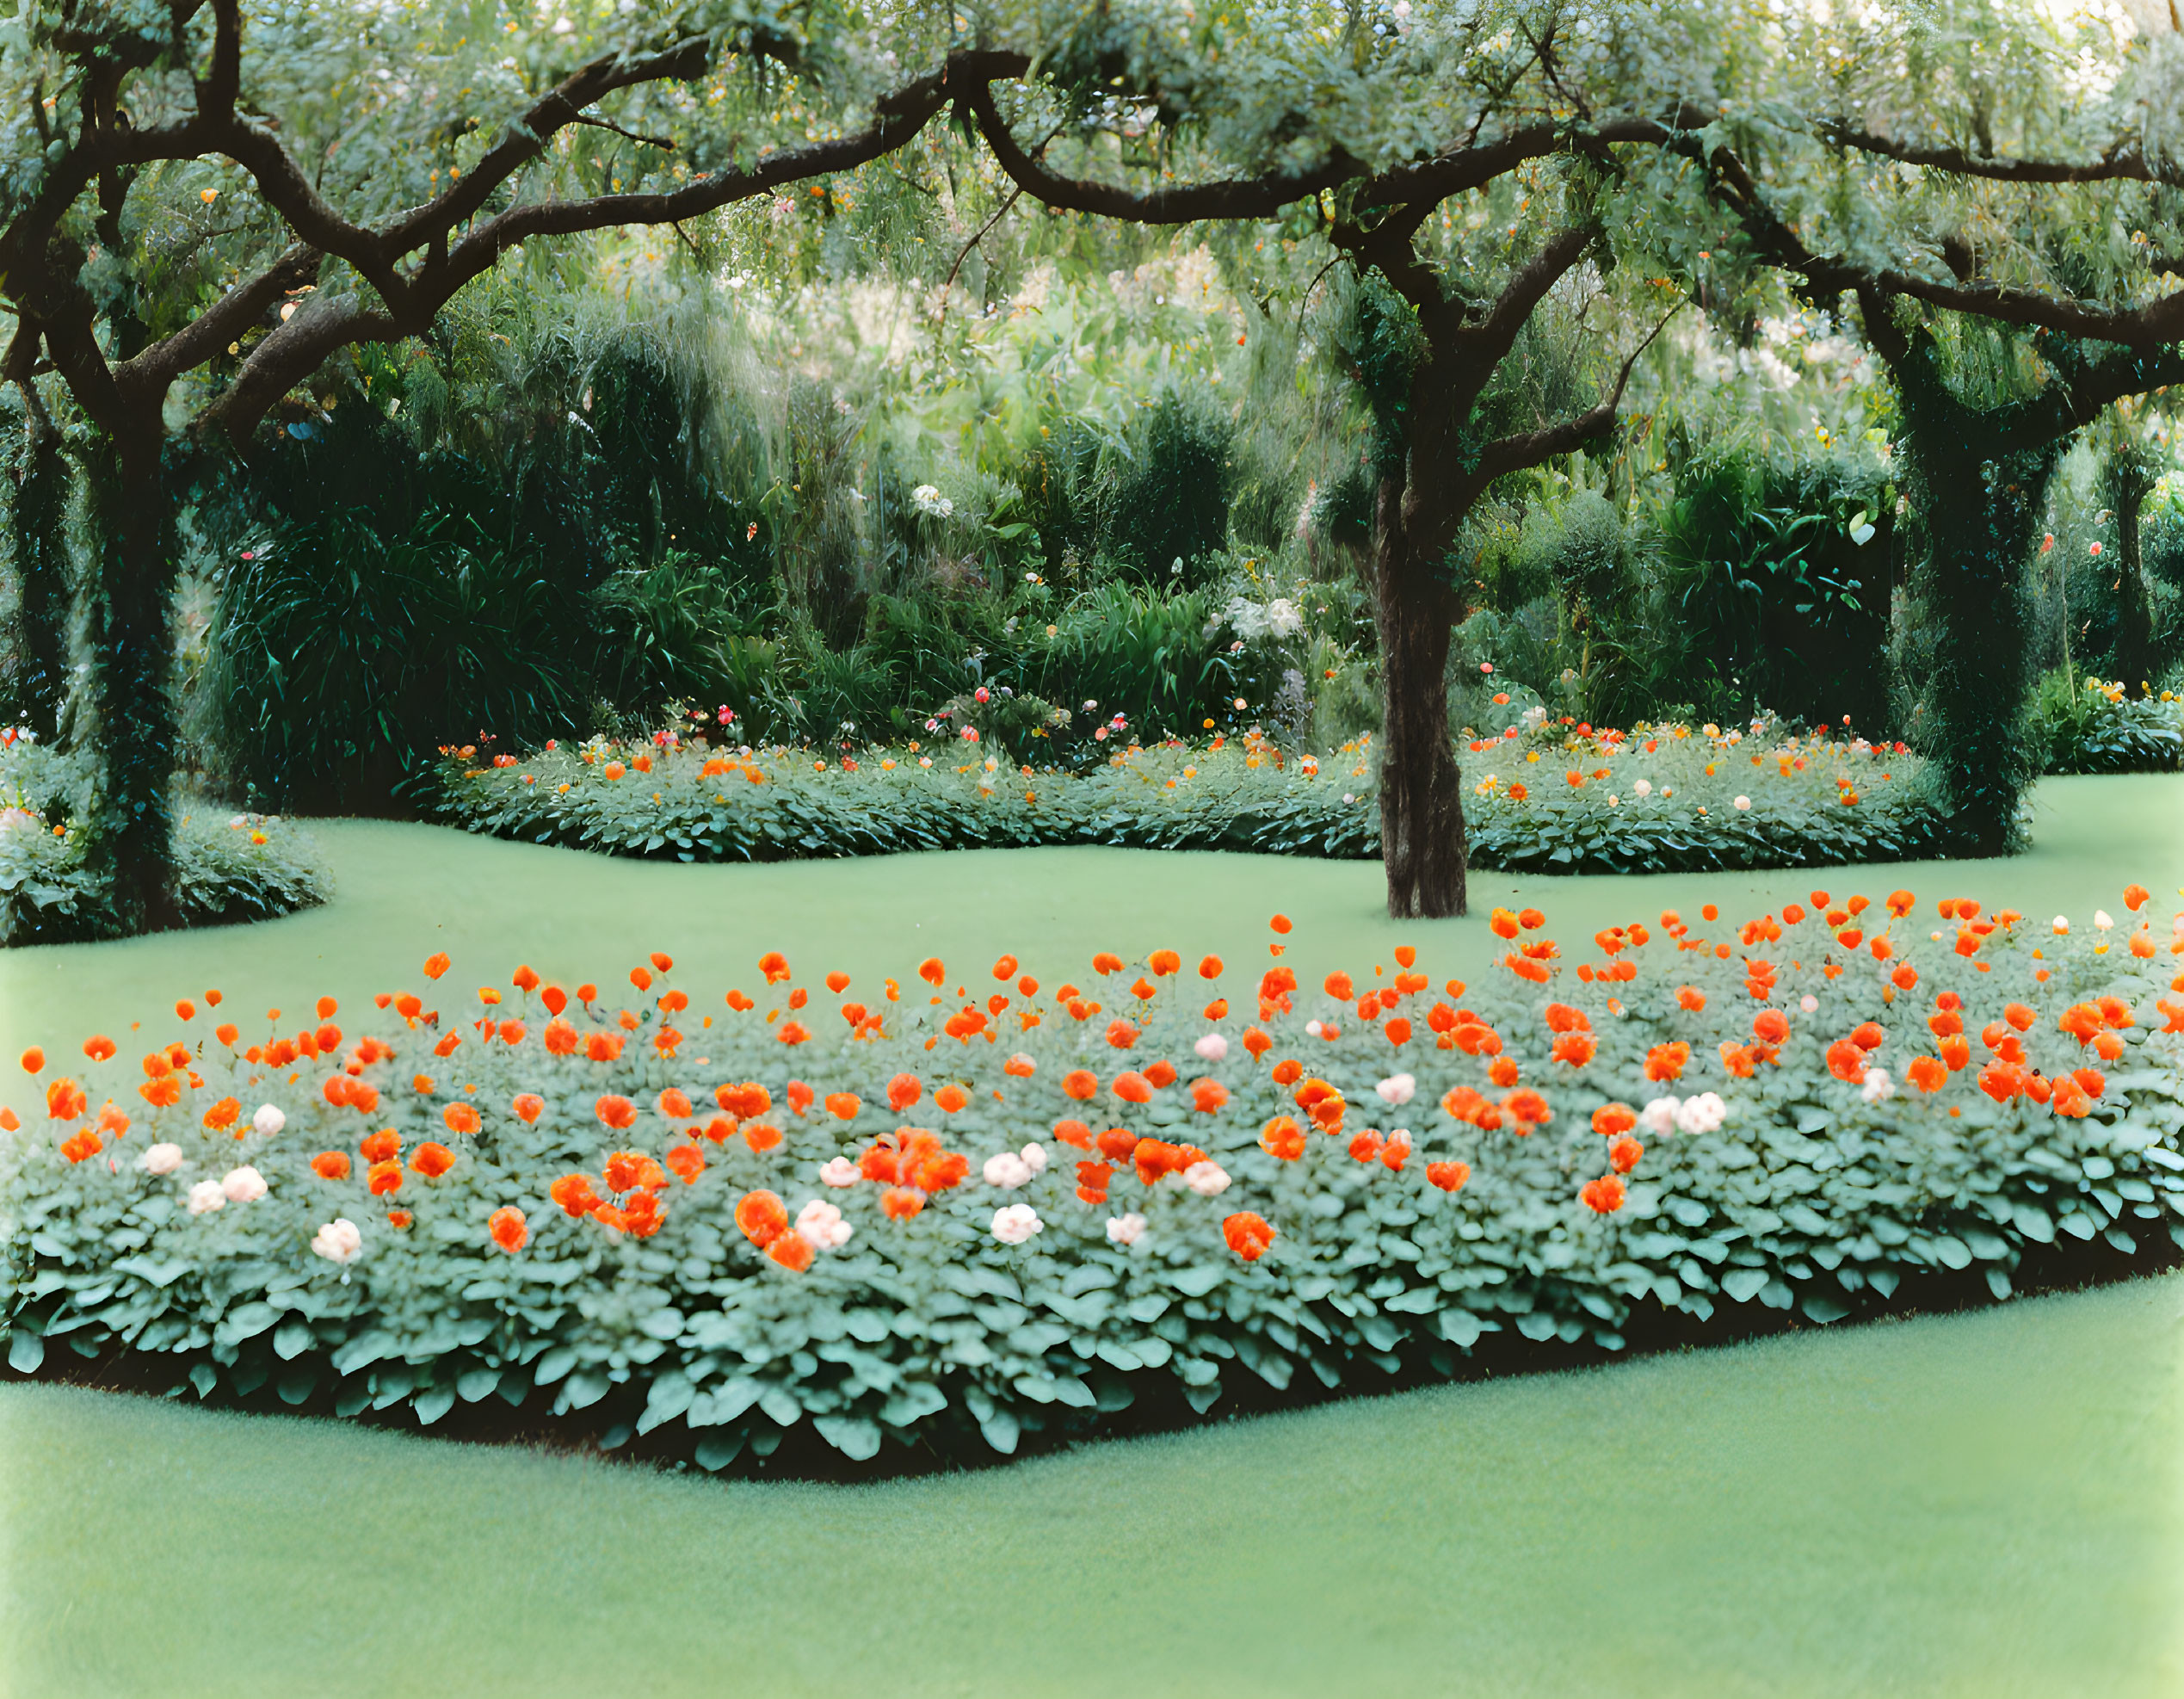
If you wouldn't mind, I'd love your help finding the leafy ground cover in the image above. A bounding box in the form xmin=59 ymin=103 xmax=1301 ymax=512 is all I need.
xmin=429 ymin=711 xmax=1947 ymax=875
xmin=2034 ymin=677 xmax=2184 ymax=775
xmin=0 ymin=738 xmax=331 ymax=943
xmin=6 ymin=824 xmax=2179 ymax=1468
xmin=3 ymin=776 xmax=2183 ymax=1694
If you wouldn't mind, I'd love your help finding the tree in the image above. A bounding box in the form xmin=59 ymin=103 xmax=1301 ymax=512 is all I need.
xmin=964 ymin=7 xmax=1715 ymax=916
xmin=1665 ymin=0 xmax=2184 ymax=850
xmin=2095 ymin=404 xmax=2167 ymax=696
xmin=2 ymin=358 xmax=70 ymax=745
xmin=0 ymin=0 xmax=1033 ymax=931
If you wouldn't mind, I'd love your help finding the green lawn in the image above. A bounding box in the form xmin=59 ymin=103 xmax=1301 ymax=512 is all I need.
xmin=3 ymin=771 xmax=2183 ymax=1697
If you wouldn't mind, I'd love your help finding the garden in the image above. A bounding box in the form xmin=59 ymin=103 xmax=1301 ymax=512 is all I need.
xmin=6 ymin=2 xmax=2184 ymax=1695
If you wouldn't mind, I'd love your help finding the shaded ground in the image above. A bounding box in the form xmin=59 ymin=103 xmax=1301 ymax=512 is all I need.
xmin=3 ymin=771 xmax=2182 ymax=1696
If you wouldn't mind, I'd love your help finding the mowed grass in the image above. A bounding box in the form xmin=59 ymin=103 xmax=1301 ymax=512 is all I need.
xmin=3 ymin=771 xmax=2183 ymax=1697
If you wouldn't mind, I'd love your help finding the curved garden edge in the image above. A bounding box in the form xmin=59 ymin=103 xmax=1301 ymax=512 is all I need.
xmin=7 ymin=1229 xmax=2171 ymax=1482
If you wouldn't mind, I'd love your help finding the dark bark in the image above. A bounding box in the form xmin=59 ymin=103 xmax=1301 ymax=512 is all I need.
xmin=2101 ymin=446 xmax=2159 ymax=697
xmin=76 ymin=430 xmax=182 ymax=935
xmin=1373 ymin=479 xmax=1468 ymax=918
xmin=9 ymin=377 xmax=71 ymax=742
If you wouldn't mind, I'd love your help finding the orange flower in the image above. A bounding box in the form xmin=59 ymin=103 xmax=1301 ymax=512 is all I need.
xmin=361 ymin=1129 xmax=401 ymax=1163
xmin=60 ymin=1131 xmax=101 ymax=1162
xmin=2125 ymin=883 xmax=2150 ymax=911
xmin=663 ymin=1144 xmax=706 ymax=1184
xmin=786 ymin=1080 xmax=814 ymax=1116
xmin=1199 ymin=955 xmax=1224 ymax=979
xmin=824 ymin=1091 xmax=861 ymax=1121
xmin=1591 ymin=1103 xmax=1638 ymax=1139
xmin=46 ymin=1077 xmax=87 ymax=1120
xmin=21 ymin=1047 xmax=45 ymax=1075
xmin=916 ymin=957 xmax=944 ymax=986
xmin=202 ymin=1096 xmax=241 ymax=1132
xmin=882 ymin=1186 xmax=925 ymax=1220
xmin=1111 ymin=1070 xmax=1153 ymax=1104
xmin=595 ymin=1094 xmax=638 ymax=1131
xmin=1676 ymin=985 xmax=1706 ymax=1012
xmin=777 ymin=1021 xmax=811 ymax=1046
xmin=1904 ymin=1056 xmax=1946 ymax=1093
xmin=1824 ymin=1039 xmax=1867 ymax=1083
xmin=768 ymin=1231 xmax=815 ymax=1271
xmin=550 ymin=1173 xmax=602 ymax=1217
xmin=887 ymin=1072 xmax=923 ymax=1111
xmin=513 ymin=1093 xmax=545 ymax=1124
xmin=1224 ymin=1211 xmax=1276 ymax=1260
xmin=1260 ymin=1115 xmax=1305 ymax=1161
xmin=215 ymin=1024 xmax=239 ymax=1047
xmin=423 ymin=952 xmax=451 ymax=980
xmin=82 ymin=1035 xmax=117 ymax=1062
xmin=443 ymin=1102 xmax=480 ymax=1136
xmin=138 ymin=1075 xmax=182 ymax=1108
xmin=410 ymin=1141 xmax=455 ymax=1178
xmin=657 ymin=1088 xmax=694 ymax=1121
xmin=934 ymin=1083 xmax=969 ymax=1114
xmin=367 ymin=1159 xmax=403 ymax=1195
xmin=743 ymin=1121 xmax=782 ymax=1153
xmin=1580 ymin=1175 xmax=1626 ymax=1214
xmin=1003 ymin=1053 xmax=1036 ymax=1078
xmin=311 ymin=1152 xmax=351 ymax=1180
xmin=736 ymin=1189 xmax=788 ymax=1247
xmin=1091 ymin=952 xmax=1126 ymax=976
xmin=1149 ymin=949 xmax=1181 ymax=976
xmin=1426 ymin=1160 xmax=1470 ymax=1193
xmin=1643 ymin=1042 xmax=1690 ymax=1083
xmin=1270 ymin=1057 xmax=1305 ymax=1086
xmin=760 ymin=952 xmax=793 ymax=985
xmin=1608 ymin=1136 xmax=1643 ymax=1174
xmin=1052 ymin=1118 xmax=1094 ymax=1150
xmin=490 ymin=1207 xmax=527 ymax=1253
xmin=1105 ymin=1018 xmax=1139 ymax=1050
xmin=1190 ymin=1078 xmax=1230 ymax=1114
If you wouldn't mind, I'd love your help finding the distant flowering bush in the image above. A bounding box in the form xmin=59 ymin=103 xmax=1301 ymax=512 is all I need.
xmin=5 ymin=882 xmax=2181 ymax=1465
xmin=429 ymin=711 xmax=1955 ymax=875
xmin=1 ymin=738 xmax=330 ymax=943
xmin=2033 ymin=676 xmax=2184 ymax=775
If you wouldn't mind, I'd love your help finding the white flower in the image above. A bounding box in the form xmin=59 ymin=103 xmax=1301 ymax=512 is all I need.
xmin=990 ymin=1203 xmax=1043 ymax=1245
xmin=2095 ymin=910 xmax=2115 ymax=931
xmin=1638 ymin=1097 xmax=1680 ymax=1138
xmin=910 ymin=483 xmax=954 ymax=518
xmin=2052 ymin=916 xmax=2070 ymax=934
xmin=1860 ymin=1068 xmax=1896 ymax=1105
xmin=1733 ymin=795 xmax=1751 ymax=811
xmin=1106 ymin=1213 xmax=1148 ymax=1247
xmin=312 ymin=1218 xmax=362 ymax=1264
xmin=1020 ymin=1142 xmax=1049 ymax=1176
xmin=1607 ymin=794 xmax=1619 ymax=807
xmin=1376 ymin=1072 xmax=1416 ymax=1106
xmin=1799 ymin=994 xmax=1819 ymax=1013
xmin=1633 ymin=778 xmax=1652 ymax=798
xmin=1675 ymin=1092 xmax=1727 ymax=1134
xmin=1183 ymin=1160 xmax=1231 ymax=1196
xmin=1265 ymin=596 xmax=1305 ymax=637
xmin=252 ymin=1103 xmax=286 ymax=1137
xmin=1305 ymin=1020 xmax=1324 ymax=1037
xmin=983 ymin=1152 xmax=1033 ymax=1189
xmin=1194 ymin=1033 xmax=1230 ymax=1062
xmin=139 ymin=1143 xmax=183 ymax=1176
xmin=187 ymin=1180 xmax=227 ymax=1215
xmin=818 ymin=1157 xmax=861 ymax=1189
xmin=795 ymin=1199 xmax=853 ymax=1251
xmin=221 ymin=1165 xmax=268 ymax=1202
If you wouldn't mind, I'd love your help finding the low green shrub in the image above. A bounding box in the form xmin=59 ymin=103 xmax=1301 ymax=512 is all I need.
xmin=4 ymin=886 xmax=2180 ymax=1467
xmin=0 ymin=737 xmax=331 ymax=944
xmin=2032 ymin=673 xmax=2184 ymax=775
xmin=424 ymin=713 xmax=1953 ymax=876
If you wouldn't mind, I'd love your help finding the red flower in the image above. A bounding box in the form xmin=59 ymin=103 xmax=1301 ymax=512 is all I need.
xmin=595 ymin=1094 xmax=637 ymax=1131
xmin=736 ymin=1189 xmax=788 ymax=1248
xmin=1190 ymin=1078 xmax=1229 ymax=1113
xmin=768 ymin=1232 xmax=814 ymax=1271
xmin=1608 ymin=1137 xmax=1643 ymax=1174
xmin=551 ymin=1174 xmax=602 ymax=1217
xmin=1259 ymin=1115 xmax=1305 ymax=1161
xmin=1644 ymin=1042 xmax=1690 ymax=1083
xmin=409 ymin=1141 xmax=455 ymax=1178
xmin=1580 ymin=1175 xmax=1626 ymax=1214
xmin=1426 ymin=1160 xmax=1470 ymax=1193
xmin=663 ymin=1144 xmax=706 ymax=1184
xmin=512 ymin=1093 xmax=545 ymax=1124
xmin=311 ymin=1152 xmax=351 ymax=1180
xmin=882 ymin=1187 xmax=925 ymax=1220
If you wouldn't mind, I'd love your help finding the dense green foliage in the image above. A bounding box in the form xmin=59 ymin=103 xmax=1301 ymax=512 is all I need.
xmin=0 ymin=741 xmax=330 ymax=943
xmin=5 ymin=891 xmax=2179 ymax=1466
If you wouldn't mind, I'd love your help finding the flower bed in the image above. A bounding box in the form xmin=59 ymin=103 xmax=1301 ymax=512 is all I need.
xmin=2035 ymin=677 xmax=2184 ymax=775
xmin=6 ymin=883 xmax=2182 ymax=1467
xmin=1 ymin=735 xmax=332 ymax=943
xmin=426 ymin=714 xmax=1950 ymax=875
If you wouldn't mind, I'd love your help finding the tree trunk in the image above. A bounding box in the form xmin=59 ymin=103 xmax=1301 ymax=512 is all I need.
xmin=77 ymin=431 xmax=182 ymax=935
xmin=9 ymin=383 xmax=71 ymax=743
xmin=1373 ymin=477 xmax=1468 ymax=917
xmin=2110 ymin=471 xmax=2156 ymax=698
xmin=1899 ymin=427 xmax=2058 ymax=858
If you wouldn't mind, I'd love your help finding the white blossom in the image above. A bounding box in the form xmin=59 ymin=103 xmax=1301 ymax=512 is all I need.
xmin=1675 ymin=1093 xmax=1728 ymax=1134
xmin=1733 ymin=795 xmax=1752 ymax=811
xmin=1638 ymin=1097 xmax=1680 ymax=1138
xmin=990 ymin=1203 xmax=1043 ymax=1245
xmin=312 ymin=1218 xmax=363 ymax=1264
xmin=252 ymin=1103 xmax=286 ymax=1138
xmin=1106 ymin=1213 xmax=1148 ymax=1247
xmin=1860 ymin=1068 xmax=1896 ymax=1105
xmin=1633 ymin=778 xmax=1652 ymax=798
xmin=1194 ymin=1033 xmax=1230 ymax=1062
xmin=1800 ymin=994 xmax=1819 ymax=1013
xmin=139 ymin=1143 xmax=183 ymax=1176
xmin=795 ymin=1199 xmax=853 ymax=1251
xmin=1020 ymin=1143 xmax=1049 ymax=1176
xmin=817 ymin=1157 xmax=861 ymax=1189
xmin=2095 ymin=910 xmax=2115 ymax=931
xmin=910 ymin=483 xmax=954 ymax=519
xmin=187 ymin=1180 xmax=227 ymax=1215
xmin=221 ymin=1165 xmax=268 ymax=1202
xmin=1183 ymin=1160 xmax=1231 ymax=1196
xmin=983 ymin=1152 xmax=1033 ymax=1189
xmin=1376 ymin=1072 xmax=1416 ymax=1106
